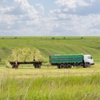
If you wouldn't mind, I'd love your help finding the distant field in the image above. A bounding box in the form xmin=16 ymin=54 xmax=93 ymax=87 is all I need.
xmin=0 ymin=36 xmax=100 ymax=63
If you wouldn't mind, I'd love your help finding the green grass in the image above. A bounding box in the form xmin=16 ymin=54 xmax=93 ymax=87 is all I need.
xmin=0 ymin=36 xmax=100 ymax=62
xmin=0 ymin=63 xmax=100 ymax=100
xmin=0 ymin=36 xmax=100 ymax=99
xmin=0 ymin=75 xmax=100 ymax=100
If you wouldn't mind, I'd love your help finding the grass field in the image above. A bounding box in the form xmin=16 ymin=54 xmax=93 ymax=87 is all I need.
xmin=0 ymin=36 xmax=100 ymax=100
xmin=0 ymin=63 xmax=100 ymax=100
xmin=0 ymin=36 xmax=100 ymax=62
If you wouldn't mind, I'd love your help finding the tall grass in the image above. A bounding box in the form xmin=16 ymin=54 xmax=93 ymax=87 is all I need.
xmin=0 ymin=65 xmax=100 ymax=100
xmin=0 ymin=75 xmax=100 ymax=100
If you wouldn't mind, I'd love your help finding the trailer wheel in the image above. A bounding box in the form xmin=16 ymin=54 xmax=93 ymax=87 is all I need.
xmin=34 ymin=64 xmax=41 ymax=68
xmin=12 ymin=64 xmax=15 ymax=68
xmin=37 ymin=64 xmax=41 ymax=68
xmin=15 ymin=64 xmax=19 ymax=69
xmin=34 ymin=64 xmax=36 ymax=68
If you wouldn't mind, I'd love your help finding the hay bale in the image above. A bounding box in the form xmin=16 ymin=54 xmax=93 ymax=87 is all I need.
xmin=6 ymin=48 xmax=44 ymax=67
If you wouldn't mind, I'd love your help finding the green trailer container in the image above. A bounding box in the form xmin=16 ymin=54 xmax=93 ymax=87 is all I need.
xmin=50 ymin=54 xmax=84 ymax=68
xmin=50 ymin=54 xmax=83 ymax=64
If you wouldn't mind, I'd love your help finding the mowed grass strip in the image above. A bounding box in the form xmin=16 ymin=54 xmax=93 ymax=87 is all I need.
xmin=0 ymin=63 xmax=99 ymax=78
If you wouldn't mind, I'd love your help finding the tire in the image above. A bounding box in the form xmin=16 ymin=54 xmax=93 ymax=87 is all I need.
xmin=59 ymin=64 xmax=66 ymax=68
xmin=12 ymin=64 xmax=15 ymax=68
xmin=37 ymin=64 xmax=41 ymax=68
xmin=15 ymin=64 xmax=19 ymax=69
xmin=83 ymin=63 xmax=90 ymax=68
xmin=34 ymin=64 xmax=41 ymax=68
xmin=66 ymin=64 xmax=72 ymax=68
xmin=57 ymin=65 xmax=61 ymax=69
xmin=34 ymin=64 xmax=37 ymax=68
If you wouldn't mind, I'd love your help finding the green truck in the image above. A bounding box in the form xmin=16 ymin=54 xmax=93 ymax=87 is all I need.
xmin=49 ymin=54 xmax=94 ymax=68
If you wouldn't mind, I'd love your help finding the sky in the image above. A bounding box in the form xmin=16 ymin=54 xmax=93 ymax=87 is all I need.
xmin=0 ymin=0 xmax=100 ymax=36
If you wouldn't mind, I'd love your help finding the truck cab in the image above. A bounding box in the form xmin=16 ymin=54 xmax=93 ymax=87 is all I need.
xmin=83 ymin=55 xmax=94 ymax=65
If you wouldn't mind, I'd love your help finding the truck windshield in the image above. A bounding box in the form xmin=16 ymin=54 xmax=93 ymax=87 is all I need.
xmin=88 ymin=56 xmax=92 ymax=59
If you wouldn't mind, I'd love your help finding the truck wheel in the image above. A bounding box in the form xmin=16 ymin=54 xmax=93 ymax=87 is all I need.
xmin=66 ymin=64 xmax=72 ymax=68
xmin=59 ymin=64 xmax=65 ymax=68
xmin=57 ymin=65 xmax=61 ymax=69
xmin=83 ymin=63 xmax=90 ymax=68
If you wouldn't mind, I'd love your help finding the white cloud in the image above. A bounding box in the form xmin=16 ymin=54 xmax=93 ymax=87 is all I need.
xmin=0 ymin=0 xmax=41 ymax=35
xmin=55 ymin=0 xmax=100 ymax=15
xmin=0 ymin=0 xmax=100 ymax=36
xmin=48 ymin=8 xmax=100 ymax=36
xmin=41 ymin=0 xmax=100 ymax=36
xmin=35 ymin=3 xmax=44 ymax=14
xmin=55 ymin=0 xmax=90 ymax=11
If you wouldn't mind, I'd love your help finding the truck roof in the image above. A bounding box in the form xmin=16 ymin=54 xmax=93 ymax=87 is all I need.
xmin=50 ymin=54 xmax=83 ymax=57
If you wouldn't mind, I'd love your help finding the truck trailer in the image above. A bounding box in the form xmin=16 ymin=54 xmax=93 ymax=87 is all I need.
xmin=9 ymin=61 xmax=42 ymax=68
xmin=49 ymin=54 xmax=94 ymax=68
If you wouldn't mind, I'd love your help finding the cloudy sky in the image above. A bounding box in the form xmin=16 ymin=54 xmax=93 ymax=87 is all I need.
xmin=0 ymin=0 xmax=100 ymax=36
